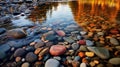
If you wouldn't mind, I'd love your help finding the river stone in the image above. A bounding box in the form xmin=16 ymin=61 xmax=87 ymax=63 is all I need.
xmin=110 ymin=38 xmax=119 ymax=46
xmin=63 ymin=37 xmax=74 ymax=43
xmin=50 ymin=45 xmax=66 ymax=56
xmin=0 ymin=51 xmax=6 ymax=60
xmin=45 ymin=59 xmax=60 ymax=67
xmin=45 ymin=34 xmax=57 ymax=41
xmin=56 ymin=30 xmax=65 ymax=36
xmin=79 ymin=40 xmax=86 ymax=45
xmin=115 ymin=46 xmax=120 ymax=50
xmin=71 ymin=43 xmax=79 ymax=50
xmin=109 ymin=58 xmax=120 ymax=65
xmin=25 ymin=52 xmax=37 ymax=62
xmin=53 ymin=56 xmax=61 ymax=61
xmin=79 ymin=45 xmax=88 ymax=51
xmin=87 ymin=47 xmax=110 ymax=59
xmin=74 ymin=56 xmax=80 ymax=61
xmin=86 ymin=40 xmax=94 ymax=46
xmin=0 ymin=44 xmax=10 ymax=52
xmin=34 ymin=41 xmax=44 ymax=48
xmin=0 ymin=28 xmax=6 ymax=34
xmin=80 ymin=63 xmax=87 ymax=67
xmin=14 ymin=48 xmax=26 ymax=57
xmin=7 ymin=28 xmax=26 ymax=39
xmin=21 ymin=62 xmax=30 ymax=67
xmin=80 ymin=31 xmax=87 ymax=35
xmin=8 ymin=41 xmax=22 ymax=48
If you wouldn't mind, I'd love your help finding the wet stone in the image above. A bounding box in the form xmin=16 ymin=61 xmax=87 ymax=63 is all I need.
xmin=56 ymin=30 xmax=66 ymax=36
xmin=110 ymin=38 xmax=119 ymax=46
xmin=0 ymin=51 xmax=6 ymax=60
xmin=71 ymin=43 xmax=79 ymax=50
xmin=34 ymin=41 xmax=45 ymax=48
xmin=7 ymin=28 xmax=26 ymax=39
xmin=86 ymin=40 xmax=94 ymax=46
xmin=0 ymin=28 xmax=6 ymax=34
xmin=21 ymin=62 xmax=30 ymax=67
xmin=50 ymin=45 xmax=66 ymax=56
xmin=74 ymin=56 xmax=81 ymax=61
xmin=25 ymin=52 xmax=37 ymax=62
xmin=45 ymin=59 xmax=60 ymax=67
xmin=109 ymin=58 xmax=120 ymax=65
xmin=53 ymin=56 xmax=61 ymax=61
xmin=63 ymin=37 xmax=75 ymax=43
xmin=80 ymin=63 xmax=87 ymax=67
xmin=79 ymin=45 xmax=88 ymax=51
xmin=14 ymin=48 xmax=26 ymax=57
xmin=87 ymin=47 xmax=110 ymax=59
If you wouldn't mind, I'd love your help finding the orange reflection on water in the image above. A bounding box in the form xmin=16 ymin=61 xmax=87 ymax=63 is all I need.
xmin=74 ymin=0 xmax=120 ymax=23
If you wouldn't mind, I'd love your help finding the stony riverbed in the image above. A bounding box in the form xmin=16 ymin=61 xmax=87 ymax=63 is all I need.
xmin=0 ymin=0 xmax=120 ymax=67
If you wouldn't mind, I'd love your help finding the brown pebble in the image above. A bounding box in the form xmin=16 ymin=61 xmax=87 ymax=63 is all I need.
xmin=15 ymin=57 xmax=21 ymax=62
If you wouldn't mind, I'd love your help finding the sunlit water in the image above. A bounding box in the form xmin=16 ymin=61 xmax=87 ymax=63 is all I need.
xmin=9 ymin=0 xmax=120 ymax=29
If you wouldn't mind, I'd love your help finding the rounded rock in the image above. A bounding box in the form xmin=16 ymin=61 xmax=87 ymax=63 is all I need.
xmin=71 ymin=43 xmax=79 ymax=50
xmin=56 ymin=30 xmax=65 ymax=36
xmin=25 ymin=52 xmax=37 ymax=62
xmin=50 ymin=45 xmax=66 ymax=56
xmin=45 ymin=59 xmax=60 ymax=67
xmin=14 ymin=48 xmax=26 ymax=57
xmin=80 ymin=63 xmax=87 ymax=67
xmin=85 ymin=52 xmax=94 ymax=57
xmin=109 ymin=58 xmax=120 ymax=65
xmin=21 ymin=62 xmax=30 ymax=67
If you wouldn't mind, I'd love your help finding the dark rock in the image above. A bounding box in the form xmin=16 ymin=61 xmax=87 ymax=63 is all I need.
xmin=0 ymin=51 xmax=6 ymax=60
xmin=25 ymin=46 xmax=35 ymax=52
xmin=25 ymin=52 xmax=37 ymax=62
xmin=0 ymin=44 xmax=10 ymax=52
xmin=14 ymin=48 xmax=26 ymax=57
xmin=0 ymin=28 xmax=6 ymax=34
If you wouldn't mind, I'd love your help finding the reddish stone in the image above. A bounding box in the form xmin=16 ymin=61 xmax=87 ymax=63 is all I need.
xmin=78 ymin=52 xmax=85 ymax=58
xmin=110 ymin=29 xmax=119 ymax=34
xmin=79 ymin=40 xmax=86 ymax=45
xmin=56 ymin=30 xmax=65 ymax=36
xmin=50 ymin=45 xmax=66 ymax=56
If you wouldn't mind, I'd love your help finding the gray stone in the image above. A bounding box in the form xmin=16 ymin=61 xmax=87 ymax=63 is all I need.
xmin=8 ymin=41 xmax=22 ymax=48
xmin=87 ymin=47 xmax=110 ymax=59
xmin=53 ymin=56 xmax=61 ymax=61
xmin=71 ymin=43 xmax=79 ymax=50
xmin=63 ymin=37 xmax=74 ymax=43
xmin=14 ymin=48 xmax=26 ymax=57
xmin=109 ymin=58 xmax=120 ymax=65
xmin=21 ymin=62 xmax=30 ymax=67
xmin=86 ymin=40 xmax=94 ymax=46
xmin=25 ymin=52 xmax=37 ymax=62
xmin=45 ymin=59 xmax=60 ymax=67
xmin=110 ymin=38 xmax=119 ymax=46
xmin=74 ymin=56 xmax=80 ymax=61
xmin=34 ymin=41 xmax=44 ymax=48
xmin=80 ymin=63 xmax=87 ymax=67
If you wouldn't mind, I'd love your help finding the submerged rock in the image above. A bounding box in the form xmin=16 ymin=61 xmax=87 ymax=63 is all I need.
xmin=14 ymin=48 xmax=26 ymax=57
xmin=87 ymin=47 xmax=110 ymax=59
xmin=25 ymin=52 xmax=37 ymax=62
xmin=7 ymin=28 xmax=26 ymax=39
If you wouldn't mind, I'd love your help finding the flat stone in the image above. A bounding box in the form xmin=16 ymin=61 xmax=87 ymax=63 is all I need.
xmin=50 ymin=45 xmax=66 ymax=56
xmin=45 ymin=59 xmax=60 ymax=67
xmin=56 ymin=30 xmax=65 ymax=36
xmin=34 ymin=41 xmax=44 ymax=48
xmin=85 ymin=52 xmax=94 ymax=57
xmin=21 ymin=62 xmax=30 ymax=67
xmin=79 ymin=40 xmax=86 ymax=45
xmin=74 ymin=56 xmax=80 ymax=61
xmin=86 ymin=40 xmax=94 ymax=46
xmin=110 ymin=38 xmax=119 ymax=46
xmin=63 ymin=37 xmax=75 ymax=43
xmin=87 ymin=47 xmax=110 ymax=59
xmin=79 ymin=45 xmax=88 ymax=51
xmin=14 ymin=48 xmax=26 ymax=57
xmin=25 ymin=52 xmax=37 ymax=62
xmin=7 ymin=28 xmax=26 ymax=39
xmin=0 ymin=44 xmax=10 ymax=52
xmin=71 ymin=43 xmax=79 ymax=50
xmin=109 ymin=58 xmax=120 ymax=65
